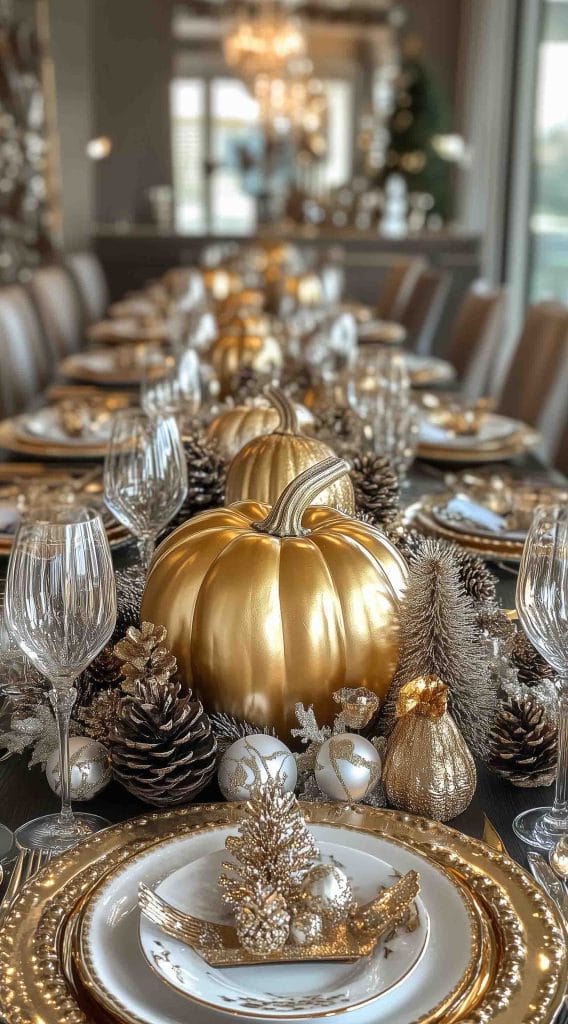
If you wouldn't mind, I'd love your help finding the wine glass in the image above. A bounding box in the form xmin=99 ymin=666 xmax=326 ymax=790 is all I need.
xmin=5 ymin=506 xmax=117 ymax=852
xmin=141 ymin=347 xmax=201 ymax=428
xmin=514 ymin=504 xmax=568 ymax=850
xmin=0 ymin=597 xmax=17 ymax=866
xmin=104 ymin=410 xmax=188 ymax=571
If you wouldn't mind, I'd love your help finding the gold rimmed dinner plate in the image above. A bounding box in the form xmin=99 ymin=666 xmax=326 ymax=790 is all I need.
xmin=417 ymin=426 xmax=539 ymax=464
xmin=407 ymin=494 xmax=526 ymax=563
xmin=46 ymin=384 xmax=137 ymax=407
xmin=0 ymin=462 xmax=131 ymax=554
xmin=0 ymin=417 xmax=109 ymax=460
xmin=0 ymin=804 xmax=565 ymax=1024
xmin=87 ymin=319 xmax=168 ymax=346
xmin=59 ymin=347 xmax=163 ymax=387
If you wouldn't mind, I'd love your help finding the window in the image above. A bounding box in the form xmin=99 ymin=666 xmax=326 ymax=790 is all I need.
xmin=170 ymin=74 xmax=353 ymax=234
xmin=528 ymin=2 xmax=568 ymax=302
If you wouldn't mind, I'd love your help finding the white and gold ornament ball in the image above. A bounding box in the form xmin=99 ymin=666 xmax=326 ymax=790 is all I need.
xmin=314 ymin=733 xmax=382 ymax=802
xmin=218 ymin=734 xmax=297 ymax=801
xmin=301 ymin=863 xmax=354 ymax=927
xmin=45 ymin=736 xmax=112 ymax=801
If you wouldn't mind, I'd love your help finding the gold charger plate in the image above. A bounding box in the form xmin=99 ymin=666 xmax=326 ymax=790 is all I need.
xmin=71 ymin=823 xmax=489 ymax=1023
xmin=0 ymin=462 xmax=131 ymax=554
xmin=59 ymin=348 xmax=159 ymax=387
xmin=87 ymin=320 xmax=168 ymax=346
xmin=417 ymin=426 xmax=539 ymax=464
xmin=407 ymin=494 xmax=525 ymax=563
xmin=0 ymin=804 xmax=564 ymax=1024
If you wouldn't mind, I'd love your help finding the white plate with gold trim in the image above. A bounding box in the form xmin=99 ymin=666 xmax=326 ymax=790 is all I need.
xmin=139 ymin=841 xmax=429 ymax=1018
xmin=77 ymin=823 xmax=479 ymax=1024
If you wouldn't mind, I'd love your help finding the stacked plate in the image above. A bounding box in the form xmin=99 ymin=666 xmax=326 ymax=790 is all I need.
xmin=0 ymin=404 xmax=113 ymax=459
xmin=0 ymin=462 xmax=130 ymax=553
xmin=357 ymin=319 xmax=407 ymax=346
xmin=87 ymin=318 xmax=168 ymax=346
xmin=418 ymin=411 xmax=539 ymax=463
xmin=60 ymin=346 xmax=165 ymax=386
xmin=0 ymin=803 xmax=565 ymax=1023
xmin=408 ymin=475 xmax=568 ymax=562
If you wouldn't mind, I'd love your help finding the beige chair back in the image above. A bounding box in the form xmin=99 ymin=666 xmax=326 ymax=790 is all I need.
xmin=376 ymin=257 xmax=426 ymax=321
xmin=400 ymin=268 xmax=451 ymax=354
xmin=0 ymin=285 xmax=51 ymax=418
xmin=66 ymin=251 xmax=110 ymax=323
xmin=29 ymin=265 xmax=85 ymax=358
xmin=446 ymin=284 xmax=506 ymax=398
xmin=499 ymin=302 xmax=568 ymax=429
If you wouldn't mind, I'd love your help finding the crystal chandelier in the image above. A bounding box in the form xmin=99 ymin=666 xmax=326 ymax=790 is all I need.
xmin=223 ymin=2 xmax=306 ymax=81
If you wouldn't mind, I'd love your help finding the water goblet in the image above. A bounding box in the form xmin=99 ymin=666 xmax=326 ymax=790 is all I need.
xmin=104 ymin=410 xmax=188 ymax=571
xmin=513 ymin=504 xmax=568 ymax=850
xmin=5 ymin=506 xmax=116 ymax=852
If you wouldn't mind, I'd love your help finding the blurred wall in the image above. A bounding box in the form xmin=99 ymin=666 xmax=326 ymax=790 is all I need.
xmin=91 ymin=0 xmax=174 ymax=226
xmin=49 ymin=0 xmax=93 ymax=249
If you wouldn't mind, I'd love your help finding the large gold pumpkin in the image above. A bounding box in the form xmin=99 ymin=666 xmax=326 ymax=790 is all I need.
xmin=209 ymin=329 xmax=282 ymax=398
xmin=206 ymin=398 xmax=314 ymax=461
xmin=141 ymin=457 xmax=407 ymax=738
xmin=224 ymin=388 xmax=354 ymax=512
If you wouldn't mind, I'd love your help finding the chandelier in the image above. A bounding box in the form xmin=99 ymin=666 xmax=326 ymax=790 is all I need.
xmin=223 ymin=3 xmax=306 ymax=80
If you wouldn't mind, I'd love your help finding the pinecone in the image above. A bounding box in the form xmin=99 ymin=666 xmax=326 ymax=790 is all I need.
xmin=209 ymin=711 xmax=277 ymax=756
xmin=114 ymin=565 xmax=145 ymax=639
xmin=477 ymin=608 xmax=516 ymax=648
xmin=512 ymin=630 xmax=557 ymax=687
xmin=114 ymin=622 xmax=177 ymax=694
xmin=350 ymin=452 xmax=400 ymax=530
xmin=230 ymin=366 xmax=272 ymax=403
xmin=164 ymin=434 xmax=226 ymax=534
xmin=391 ymin=525 xmax=424 ymax=563
xmin=489 ymin=696 xmax=557 ymax=787
xmin=451 ymin=547 xmax=497 ymax=605
xmin=81 ymin=646 xmax=123 ymax=704
xmin=110 ymin=678 xmax=217 ymax=806
xmin=235 ymin=885 xmax=290 ymax=953
xmin=76 ymin=688 xmax=124 ymax=744
xmin=315 ymin=407 xmax=364 ymax=454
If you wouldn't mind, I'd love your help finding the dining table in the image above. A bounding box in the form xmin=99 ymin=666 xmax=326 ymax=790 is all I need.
xmin=0 ymin=401 xmax=566 ymax=1021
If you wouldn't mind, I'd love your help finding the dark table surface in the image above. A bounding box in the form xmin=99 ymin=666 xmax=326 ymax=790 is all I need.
xmin=0 ymin=450 xmax=566 ymax=1020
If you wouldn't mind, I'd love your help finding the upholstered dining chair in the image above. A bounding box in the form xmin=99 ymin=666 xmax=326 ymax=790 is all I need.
xmin=445 ymin=283 xmax=506 ymax=398
xmin=65 ymin=251 xmax=110 ymax=323
xmin=29 ymin=264 xmax=86 ymax=358
xmin=0 ymin=285 xmax=52 ymax=418
xmin=499 ymin=302 xmax=568 ymax=432
xmin=400 ymin=268 xmax=451 ymax=354
xmin=376 ymin=257 xmax=426 ymax=321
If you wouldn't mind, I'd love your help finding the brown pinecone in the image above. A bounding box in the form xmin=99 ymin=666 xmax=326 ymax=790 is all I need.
xmin=476 ymin=608 xmax=516 ymax=648
xmin=315 ymin=407 xmax=364 ymax=454
xmin=165 ymin=434 xmax=226 ymax=534
xmin=512 ymin=630 xmax=557 ymax=687
xmin=451 ymin=547 xmax=497 ymax=605
xmin=489 ymin=696 xmax=557 ymax=787
xmin=391 ymin=526 xmax=424 ymax=563
xmin=114 ymin=622 xmax=177 ymax=694
xmin=209 ymin=711 xmax=277 ymax=755
xmin=230 ymin=366 xmax=272 ymax=403
xmin=81 ymin=646 xmax=123 ymax=703
xmin=76 ymin=688 xmax=124 ymax=744
xmin=350 ymin=452 xmax=400 ymax=529
xmin=109 ymin=678 xmax=217 ymax=806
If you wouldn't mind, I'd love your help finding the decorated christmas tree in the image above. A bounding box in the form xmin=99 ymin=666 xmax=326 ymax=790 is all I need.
xmin=384 ymin=35 xmax=452 ymax=220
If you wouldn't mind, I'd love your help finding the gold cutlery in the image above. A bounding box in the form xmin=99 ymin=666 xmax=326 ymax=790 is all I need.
xmin=0 ymin=847 xmax=52 ymax=923
xmin=482 ymin=815 xmax=506 ymax=854
xmin=139 ymin=869 xmax=420 ymax=968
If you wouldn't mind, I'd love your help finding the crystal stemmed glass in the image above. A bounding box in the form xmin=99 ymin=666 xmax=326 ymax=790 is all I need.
xmin=514 ymin=504 xmax=568 ymax=850
xmin=0 ymin=598 xmax=16 ymax=866
xmin=141 ymin=348 xmax=202 ymax=431
xmin=104 ymin=410 xmax=188 ymax=571
xmin=5 ymin=506 xmax=117 ymax=852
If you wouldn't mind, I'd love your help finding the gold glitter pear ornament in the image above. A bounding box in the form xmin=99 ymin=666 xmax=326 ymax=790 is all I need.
xmin=383 ymin=676 xmax=477 ymax=822
xmin=142 ymin=457 xmax=407 ymax=738
xmin=224 ymin=387 xmax=355 ymax=513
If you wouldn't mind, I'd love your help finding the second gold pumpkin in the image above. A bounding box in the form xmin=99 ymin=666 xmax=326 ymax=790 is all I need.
xmin=224 ymin=387 xmax=355 ymax=513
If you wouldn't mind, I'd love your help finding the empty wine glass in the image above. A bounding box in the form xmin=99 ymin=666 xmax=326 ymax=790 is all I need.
xmin=104 ymin=410 xmax=188 ymax=571
xmin=5 ymin=506 xmax=116 ymax=851
xmin=514 ymin=504 xmax=568 ymax=850
xmin=0 ymin=598 xmax=16 ymax=866
xmin=141 ymin=347 xmax=201 ymax=428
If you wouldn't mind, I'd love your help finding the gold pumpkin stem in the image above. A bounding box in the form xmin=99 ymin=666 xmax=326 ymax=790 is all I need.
xmin=255 ymin=457 xmax=350 ymax=537
xmin=265 ymin=385 xmax=299 ymax=434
